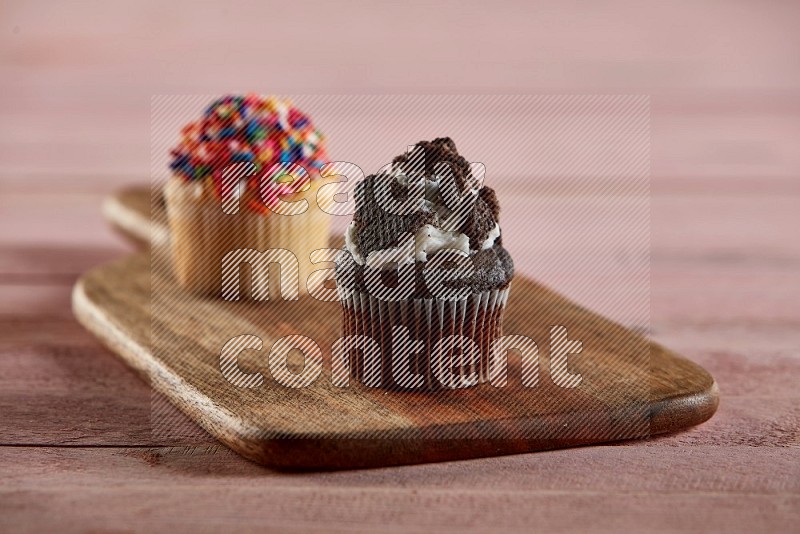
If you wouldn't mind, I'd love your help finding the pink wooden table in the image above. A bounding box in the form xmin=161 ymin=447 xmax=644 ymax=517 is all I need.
xmin=1 ymin=2 xmax=798 ymax=532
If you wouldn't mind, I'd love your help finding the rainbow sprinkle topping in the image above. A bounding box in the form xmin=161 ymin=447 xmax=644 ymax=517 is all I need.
xmin=169 ymin=94 xmax=328 ymax=212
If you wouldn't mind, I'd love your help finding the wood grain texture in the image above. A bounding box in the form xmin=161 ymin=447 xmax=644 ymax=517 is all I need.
xmin=0 ymin=318 xmax=794 ymax=449
xmin=102 ymin=187 xmax=165 ymax=248
xmin=72 ymin=241 xmax=717 ymax=469
xmin=2 ymin=0 xmax=799 ymax=529
xmin=1 ymin=445 xmax=798 ymax=534
xmin=0 ymin=318 xmax=214 ymax=447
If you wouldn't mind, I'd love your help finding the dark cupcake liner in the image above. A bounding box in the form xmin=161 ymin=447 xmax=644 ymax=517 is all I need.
xmin=339 ymin=286 xmax=511 ymax=390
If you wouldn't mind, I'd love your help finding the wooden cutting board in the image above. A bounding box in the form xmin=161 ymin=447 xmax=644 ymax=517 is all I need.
xmin=74 ymin=187 xmax=718 ymax=470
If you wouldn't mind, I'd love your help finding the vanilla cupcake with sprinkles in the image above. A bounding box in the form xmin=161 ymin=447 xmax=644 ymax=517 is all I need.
xmin=165 ymin=94 xmax=331 ymax=298
xmin=335 ymin=138 xmax=514 ymax=390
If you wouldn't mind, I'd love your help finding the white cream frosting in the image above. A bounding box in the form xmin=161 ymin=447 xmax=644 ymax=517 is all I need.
xmin=344 ymin=221 xmax=364 ymax=264
xmin=414 ymin=224 xmax=470 ymax=262
xmin=344 ymin=171 xmax=502 ymax=267
xmin=345 ymin=219 xmax=500 ymax=267
xmin=480 ymin=223 xmax=501 ymax=251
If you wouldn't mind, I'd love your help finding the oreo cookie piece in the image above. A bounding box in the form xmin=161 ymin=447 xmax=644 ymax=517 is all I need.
xmin=352 ymin=173 xmax=437 ymax=258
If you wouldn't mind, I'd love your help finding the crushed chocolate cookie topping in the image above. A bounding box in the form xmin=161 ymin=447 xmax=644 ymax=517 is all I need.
xmin=354 ymin=138 xmax=504 ymax=257
xmin=352 ymin=174 xmax=437 ymax=258
xmin=391 ymin=137 xmax=473 ymax=192
xmin=339 ymin=137 xmax=514 ymax=295
xmin=478 ymin=186 xmax=500 ymax=221
xmin=461 ymin=188 xmax=499 ymax=249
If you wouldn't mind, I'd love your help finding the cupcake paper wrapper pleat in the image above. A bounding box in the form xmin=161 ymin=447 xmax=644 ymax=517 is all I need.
xmin=340 ymin=286 xmax=510 ymax=390
xmin=165 ymin=178 xmax=330 ymax=298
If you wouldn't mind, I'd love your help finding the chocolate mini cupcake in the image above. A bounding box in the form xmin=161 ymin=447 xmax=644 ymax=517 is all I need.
xmin=335 ymin=138 xmax=513 ymax=389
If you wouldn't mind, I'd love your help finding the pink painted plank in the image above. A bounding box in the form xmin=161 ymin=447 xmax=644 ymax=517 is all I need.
xmin=0 ymin=318 xmax=213 ymax=446
xmin=0 ymin=444 xmax=795 ymax=495
xmin=0 ymin=284 xmax=74 ymax=319
xmin=0 ymin=0 xmax=798 ymax=530
xmin=669 ymin=349 xmax=800 ymax=398
xmin=650 ymin=397 xmax=799 ymax=448
xmin=2 ymin=102 xmax=798 ymax=181
xmin=3 ymin=1 xmax=798 ymax=98
xmin=0 ymin=447 xmax=797 ymax=533
xmin=654 ymin=323 xmax=800 ymax=353
xmin=0 ymin=246 xmax=123 ymax=281
xmin=0 ymin=193 xmax=129 ymax=250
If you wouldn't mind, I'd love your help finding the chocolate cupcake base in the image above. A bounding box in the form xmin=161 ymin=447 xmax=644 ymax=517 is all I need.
xmin=339 ymin=287 xmax=510 ymax=390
